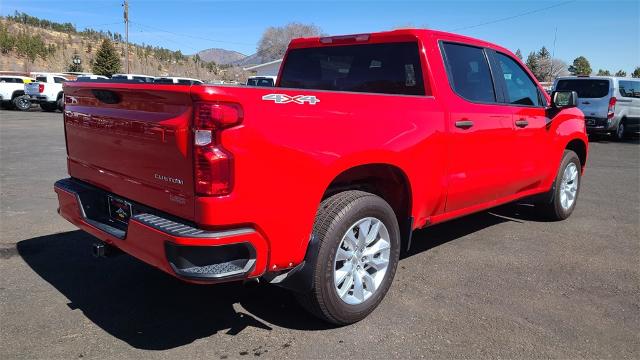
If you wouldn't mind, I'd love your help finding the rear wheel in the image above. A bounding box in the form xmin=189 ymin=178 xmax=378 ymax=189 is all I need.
xmin=40 ymin=102 xmax=57 ymax=112
xmin=13 ymin=95 xmax=31 ymax=111
xmin=295 ymin=190 xmax=400 ymax=325
xmin=57 ymin=96 xmax=64 ymax=111
xmin=538 ymin=150 xmax=581 ymax=220
xmin=613 ymin=119 xmax=626 ymax=141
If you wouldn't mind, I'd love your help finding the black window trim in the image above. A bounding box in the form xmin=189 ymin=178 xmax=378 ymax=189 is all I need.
xmin=490 ymin=50 xmax=546 ymax=108
xmin=439 ymin=40 xmax=505 ymax=105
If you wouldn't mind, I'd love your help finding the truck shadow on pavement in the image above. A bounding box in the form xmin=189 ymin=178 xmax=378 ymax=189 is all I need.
xmin=17 ymin=202 xmax=545 ymax=350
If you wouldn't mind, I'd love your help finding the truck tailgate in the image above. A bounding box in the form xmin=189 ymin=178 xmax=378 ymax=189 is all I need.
xmin=63 ymin=82 xmax=196 ymax=220
xmin=24 ymin=82 xmax=40 ymax=96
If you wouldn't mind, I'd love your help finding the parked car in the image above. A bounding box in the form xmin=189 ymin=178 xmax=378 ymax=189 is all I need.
xmin=76 ymin=75 xmax=109 ymax=80
xmin=554 ymin=76 xmax=640 ymax=140
xmin=246 ymin=76 xmax=277 ymax=87
xmin=55 ymin=29 xmax=587 ymax=325
xmin=111 ymin=74 xmax=156 ymax=83
xmin=25 ymin=73 xmax=68 ymax=112
xmin=0 ymin=75 xmax=34 ymax=111
xmin=153 ymin=76 xmax=204 ymax=85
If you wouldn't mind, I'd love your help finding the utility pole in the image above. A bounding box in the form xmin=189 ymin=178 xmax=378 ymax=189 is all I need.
xmin=549 ymin=26 xmax=557 ymax=82
xmin=123 ymin=0 xmax=129 ymax=73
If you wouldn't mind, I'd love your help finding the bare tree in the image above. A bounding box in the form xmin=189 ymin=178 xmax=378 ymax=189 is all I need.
xmin=257 ymin=23 xmax=322 ymax=62
xmin=538 ymin=57 xmax=569 ymax=82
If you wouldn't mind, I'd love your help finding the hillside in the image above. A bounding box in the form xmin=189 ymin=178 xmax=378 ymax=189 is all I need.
xmin=196 ymin=48 xmax=246 ymax=65
xmin=0 ymin=17 xmax=249 ymax=82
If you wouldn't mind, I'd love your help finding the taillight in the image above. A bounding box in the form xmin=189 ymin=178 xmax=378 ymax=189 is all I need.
xmin=38 ymin=83 xmax=44 ymax=93
xmin=608 ymin=97 xmax=616 ymax=119
xmin=193 ymin=102 xmax=243 ymax=196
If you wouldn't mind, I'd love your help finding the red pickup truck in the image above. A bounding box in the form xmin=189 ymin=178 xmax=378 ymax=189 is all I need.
xmin=55 ymin=29 xmax=587 ymax=324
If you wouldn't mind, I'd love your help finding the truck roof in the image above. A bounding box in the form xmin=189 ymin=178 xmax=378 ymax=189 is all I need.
xmin=289 ymin=28 xmax=513 ymax=56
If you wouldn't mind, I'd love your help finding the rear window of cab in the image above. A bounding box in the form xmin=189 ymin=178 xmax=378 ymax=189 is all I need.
xmin=279 ymin=42 xmax=426 ymax=96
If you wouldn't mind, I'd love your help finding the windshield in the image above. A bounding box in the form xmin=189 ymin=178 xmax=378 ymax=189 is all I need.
xmin=556 ymin=79 xmax=610 ymax=98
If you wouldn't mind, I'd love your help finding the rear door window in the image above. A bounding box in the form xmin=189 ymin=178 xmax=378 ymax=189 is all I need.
xmin=279 ymin=42 xmax=425 ymax=96
xmin=555 ymin=79 xmax=610 ymax=98
xmin=54 ymin=77 xmax=66 ymax=84
xmin=36 ymin=76 xmax=47 ymax=82
xmin=495 ymin=52 xmax=541 ymax=106
xmin=619 ymin=80 xmax=640 ymax=98
xmin=442 ymin=42 xmax=496 ymax=103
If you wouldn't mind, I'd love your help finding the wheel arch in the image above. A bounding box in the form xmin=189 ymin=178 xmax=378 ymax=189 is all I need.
xmin=322 ymin=163 xmax=412 ymax=222
xmin=11 ymin=90 xmax=24 ymax=99
xmin=565 ymin=138 xmax=587 ymax=171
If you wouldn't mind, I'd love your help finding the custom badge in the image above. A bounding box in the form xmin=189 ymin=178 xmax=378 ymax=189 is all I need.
xmin=262 ymin=94 xmax=320 ymax=105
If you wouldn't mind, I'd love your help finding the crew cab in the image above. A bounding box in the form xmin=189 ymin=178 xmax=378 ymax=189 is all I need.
xmin=25 ymin=73 xmax=68 ymax=112
xmin=55 ymin=29 xmax=587 ymax=325
xmin=0 ymin=75 xmax=34 ymax=111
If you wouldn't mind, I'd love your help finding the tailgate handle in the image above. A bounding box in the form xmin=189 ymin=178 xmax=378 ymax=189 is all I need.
xmin=92 ymin=89 xmax=121 ymax=104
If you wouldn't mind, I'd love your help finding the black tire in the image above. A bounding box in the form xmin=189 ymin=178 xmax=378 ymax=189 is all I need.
xmin=40 ymin=102 xmax=57 ymax=112
xmin=295 ymin=190 xmax=400 ymax=325
xmin=613 ymin=119 xmax=626 ymax=141
xmin=57 ymin=96 xmax=64 ymax=111
xmin=538 ymin=150 xmax=581 ymax=220
xmin=12 ymin=95 xmax=31 ymax=111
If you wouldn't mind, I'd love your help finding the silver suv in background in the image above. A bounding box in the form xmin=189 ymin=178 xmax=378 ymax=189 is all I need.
xmin=553 ymin=76 xmax=640 ymax=140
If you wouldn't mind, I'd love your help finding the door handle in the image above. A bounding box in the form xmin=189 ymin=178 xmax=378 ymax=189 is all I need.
xmin=515 ymin=119 xmax=529 ymax=128
xmin=455 ymin=120 xmax=474 ymax=129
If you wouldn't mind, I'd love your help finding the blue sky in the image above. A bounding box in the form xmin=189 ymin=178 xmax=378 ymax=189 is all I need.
xmin=2 ymin=0 xmax=638 ymax=72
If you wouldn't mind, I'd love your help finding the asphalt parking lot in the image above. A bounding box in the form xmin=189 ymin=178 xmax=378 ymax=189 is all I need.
xmin=1 ymin=109 xmax=638 ymax=359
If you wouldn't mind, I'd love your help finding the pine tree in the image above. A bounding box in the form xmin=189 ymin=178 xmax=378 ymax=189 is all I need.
xmin=525 ymin=52 xmax=540 ymax=80
xmin=596 ymin=69 xmax=611 ymax=76
xmin=614 ymin=70 xmax=627 ymax=77
xmin=632 ymin=67 xmax=640 ymax=78
xmin=92 ymin=38 xmax=121 ymax=76
xmin=538 ymin=46 xmax=550 ymax=60
xmin=67 ymin=51 xmax=83 ymax=72
xmin=515 ymin=49 xmax=523 ymax=60
xmin=568 ymin=56 xmax=592 ymax=76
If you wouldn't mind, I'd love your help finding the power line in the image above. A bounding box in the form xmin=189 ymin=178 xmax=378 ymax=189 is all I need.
xmin=75 ymin=21 xmax=124 ymax=30
xmin=451 ymin=0 xmax=575 ymax=31
xmin=130 ymin=21 xmax=253 ymax=46
xmin=130 ymin=22 xmax=201 ymax=53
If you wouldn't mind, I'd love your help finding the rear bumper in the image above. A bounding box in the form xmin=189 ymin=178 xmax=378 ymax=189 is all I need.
xmin=26 ymin=95 xmax=53 ymax=103
xmin=585 ymin=117 xmax=614 ymax=133
xmin=54 ymin=178 xmax=268 ymax=283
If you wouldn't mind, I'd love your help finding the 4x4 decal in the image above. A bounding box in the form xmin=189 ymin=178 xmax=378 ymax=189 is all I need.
xmin=262 ymin=94 xmax=320 ymax=105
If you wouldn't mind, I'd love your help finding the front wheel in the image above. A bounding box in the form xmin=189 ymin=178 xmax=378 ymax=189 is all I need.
xmin=538 ymin=150 xmax=581 ymax=220
xmin=296 ymin=191 xmax=400 ymax=325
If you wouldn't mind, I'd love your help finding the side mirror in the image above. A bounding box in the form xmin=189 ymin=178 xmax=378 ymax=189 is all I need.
xmin=551 ymin=90 xmax=578 ymax=109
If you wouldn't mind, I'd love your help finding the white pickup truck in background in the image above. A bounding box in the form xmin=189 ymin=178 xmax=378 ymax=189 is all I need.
xmin=25 ymin=73 xmax=68 ymax=112
xmin=0 ymin=75 xmax=34 ymax=111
